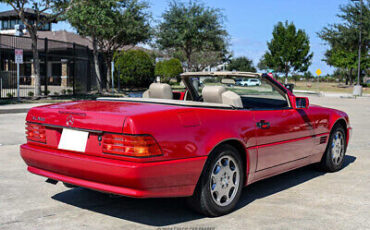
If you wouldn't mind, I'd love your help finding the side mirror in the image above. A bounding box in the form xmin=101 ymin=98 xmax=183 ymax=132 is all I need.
xmin=294 ymin=97 xmax=309 ymax=109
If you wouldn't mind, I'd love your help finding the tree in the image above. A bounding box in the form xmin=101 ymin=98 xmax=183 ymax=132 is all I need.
xmin=67 ymin=0 xmax=151 ymax=92
xmin=1 ymin=0 xmax=74 ymax=96
xmin=226 ymin=56 xmax=256 ymax=72
xmin=318 ymin=0 xmax=369 ymax=85
xmin=191 ymin=48 xmax=232 ymax=71
xmin=291 ymin=74 xmax=301 ymax=83
xmin=165 ymin=47 xmax=231 ymax=71
xmin=155 ymin=58 xmax=183 ymax=83
xmin=257 ymin=56 xmax=268 ymax=71
xmin=157 ymin=0 xmax=228 ymax=71
xmin=114 ymin=49 xmax=154 ymax=88
xmin=303 ymin=71 xmax=314 ymax=81
xmin=259 ymin=21 xmax=313 ymax=83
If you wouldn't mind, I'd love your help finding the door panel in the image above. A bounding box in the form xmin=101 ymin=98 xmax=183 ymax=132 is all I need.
xmin=253 ymin=109 xmax=315 ymax=171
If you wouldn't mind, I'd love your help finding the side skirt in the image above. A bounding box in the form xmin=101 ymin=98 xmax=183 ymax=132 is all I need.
xmin=246 ymin=153 xmax=323 ymax=186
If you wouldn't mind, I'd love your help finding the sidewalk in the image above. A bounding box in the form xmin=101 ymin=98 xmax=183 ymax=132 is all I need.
xmin=294 ymin=90 xmax=370 ymax=98
xmin=320 ymin=92 xmax=370 ymax=98
xmin=0 ymin=103 xmax=49 ymax=114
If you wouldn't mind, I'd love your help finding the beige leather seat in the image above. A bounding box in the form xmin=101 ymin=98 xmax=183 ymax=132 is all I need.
xmin=202 ymin=85 xmax=243 ymax=108
xmin=143 ymin=83 xmax=173 ymax=99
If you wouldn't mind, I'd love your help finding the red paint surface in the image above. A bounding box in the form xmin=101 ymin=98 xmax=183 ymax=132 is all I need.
xmin=20 ymin=81 xmax=351 ymax=198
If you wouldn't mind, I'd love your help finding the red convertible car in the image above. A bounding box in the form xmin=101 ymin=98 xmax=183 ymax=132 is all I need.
xmin=20 ymin=72 xmax=351 ymax=216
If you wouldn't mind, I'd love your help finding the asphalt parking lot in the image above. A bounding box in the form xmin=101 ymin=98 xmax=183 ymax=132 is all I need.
xmin=0 ymin=96 xmax=369 ymax=230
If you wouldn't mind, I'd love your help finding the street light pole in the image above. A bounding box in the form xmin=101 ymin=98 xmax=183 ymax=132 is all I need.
xmin=352 ymin=0 xmax=363 ymax=96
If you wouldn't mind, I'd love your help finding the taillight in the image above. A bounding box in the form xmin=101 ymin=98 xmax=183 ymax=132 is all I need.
xmin=102 ymin=133 xmax=162 ymax=157
xmin=26 ymin=123 xmax=46 ymax=143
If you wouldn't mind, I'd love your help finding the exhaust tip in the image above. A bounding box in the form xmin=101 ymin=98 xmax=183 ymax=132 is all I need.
xmin=45 ymin=178 xmax=58 ymax=185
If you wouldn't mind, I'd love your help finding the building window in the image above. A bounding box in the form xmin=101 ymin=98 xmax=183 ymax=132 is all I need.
xmin=2 ymin=20 xmax=9 ymax=29
xmin=1 ymin=19 xmax=50 ymax=31
xmin=10 ymin=19 xmax=16 ymax=28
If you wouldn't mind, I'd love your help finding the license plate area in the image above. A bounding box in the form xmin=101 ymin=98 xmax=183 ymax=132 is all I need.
xmin=58 ymin=128 xmax=89 ymax=152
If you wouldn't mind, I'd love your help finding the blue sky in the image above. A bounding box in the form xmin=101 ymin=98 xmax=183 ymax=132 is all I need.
xmin=0 ymin=0 xmax=349 ymax=74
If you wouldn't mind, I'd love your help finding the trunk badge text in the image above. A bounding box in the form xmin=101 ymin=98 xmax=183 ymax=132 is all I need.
xmin=32 ymin=116 xmax=45 ymax=122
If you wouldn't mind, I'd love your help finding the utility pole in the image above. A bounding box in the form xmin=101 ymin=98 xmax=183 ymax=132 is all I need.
xmin=352 ymin=0 xmax=363 ymax=96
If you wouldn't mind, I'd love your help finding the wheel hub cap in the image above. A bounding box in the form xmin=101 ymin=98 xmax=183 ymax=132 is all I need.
xmin=210 ymin=155 xmax=240 ymax=207
xmin=331 ymin=131 xmax=344 ymax=165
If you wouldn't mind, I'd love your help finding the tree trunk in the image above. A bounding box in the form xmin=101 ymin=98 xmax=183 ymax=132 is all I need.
xmin=185 ymin=48 xmax=192 ymax=71
xmin=105 ymin=55 xmax=112 ymax=91
xmin=345 ymin=71 xmax=349 ymax=85
xmin=284 ymin=64 xmax=288 ymax=84
xmin=285 ymin=71 xmax=288 ymax=84
xmin=92 ymin=36 xmax=102 ymax=93
xmin=349 ymin=68 xmax=353 ymax=85
xmin=30 ymin=30 xmax=41 ymax=96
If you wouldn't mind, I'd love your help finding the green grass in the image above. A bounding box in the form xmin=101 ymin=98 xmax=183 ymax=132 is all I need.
xmin=290 ymin=81 xmax=370 ymax=94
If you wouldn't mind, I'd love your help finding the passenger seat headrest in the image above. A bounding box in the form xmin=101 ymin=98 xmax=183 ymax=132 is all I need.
xmin=222 ymin=90 xmax=243 ymax=108
xmin=202 ymin=85 xmax=243 ymax=108
xmin=143 ymin=83 xmax=173 ymax=99
xmin=202 ymin=86 xmax=226 ymax=104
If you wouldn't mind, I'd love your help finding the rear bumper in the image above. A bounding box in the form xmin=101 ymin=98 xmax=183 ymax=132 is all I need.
xmin=20 ymin=144 xmax=206 ymax=198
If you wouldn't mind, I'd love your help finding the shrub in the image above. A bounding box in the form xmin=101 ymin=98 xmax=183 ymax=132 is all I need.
xmin=227 ymin=57 xmax=256 ymax=72
xmin=6 ymin=92 xmax=13 ymax=98
xmin=67 ymin=89 xmax=73 ymax=94
xmin=203 ymin=77 xmax=219 ymax=83
xmin=28 ymin=91 xmax=34 ymax=97
xmin=155 ymin=58 xmax=183 ymax=83
xmin=54 ymin=92 xmax=59 ymax=96
xmin=114 ymin=50 xmax=155 ymax=88
xmin=44 ymin=90 xmax=50 ymax=96
xmin=61 ymin=89 xmax=67 ymax=95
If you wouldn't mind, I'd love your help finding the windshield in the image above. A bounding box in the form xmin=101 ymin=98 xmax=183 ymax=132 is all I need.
xmin=191 ymin=76 xmax=284 ymax=99
xmin=188 ymin=75 xmax=289 ymax=109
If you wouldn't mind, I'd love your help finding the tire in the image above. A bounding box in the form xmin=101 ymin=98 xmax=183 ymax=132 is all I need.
xmin=320 ymin=125 xmax=347 ymax=172
xmin=63 ymin=182 xmax=77 ymax=188
xmin=187 ymin=144 xmax=244 ymax=217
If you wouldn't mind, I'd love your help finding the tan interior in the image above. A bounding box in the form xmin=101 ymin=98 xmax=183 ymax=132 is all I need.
xmin=202 ymin=86 xmax=243 ymax=108
xmin=97 ymin=97 xmax=232 ymax=108
xmin=142 ymin=83 xmax=173 ymax=99
xmin=202 ymin=86 xmax=226 ymax=104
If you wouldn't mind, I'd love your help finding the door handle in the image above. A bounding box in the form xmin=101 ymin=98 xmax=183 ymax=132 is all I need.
xmin=257 ymin=120 xmax=270 ymax=129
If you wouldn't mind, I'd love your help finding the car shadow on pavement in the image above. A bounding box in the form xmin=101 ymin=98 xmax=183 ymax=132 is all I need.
xmin=52 ymin=155 xmax=356 ymax=226
xmin=236 ymin=155 xmax=356 ymax=210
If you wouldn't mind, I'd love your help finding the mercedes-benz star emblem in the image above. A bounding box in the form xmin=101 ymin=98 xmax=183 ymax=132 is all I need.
xmin=66 ymin=115 xmax=74 ymax=127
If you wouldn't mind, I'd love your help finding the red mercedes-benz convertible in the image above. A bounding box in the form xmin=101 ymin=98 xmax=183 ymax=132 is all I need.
xmin=20 ymin=72 xmax=351 ymax=216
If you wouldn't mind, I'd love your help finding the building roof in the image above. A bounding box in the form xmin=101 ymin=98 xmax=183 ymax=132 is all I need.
xmin=0 ymin=30 xmax=150 ymax=53
xmin=35 ymin=30 xmax=93 ymax=48
xmin=35 ymin=30 xmax=150 ymax=52
xmin=0 ymin=9 xmax=55 ymax=22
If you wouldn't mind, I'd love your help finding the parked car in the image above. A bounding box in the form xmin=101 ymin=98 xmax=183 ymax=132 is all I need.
xmin=237 ymin=78 xmax=261 ymax=86
xmin=20 ymin=71 xmax=351 ymax=217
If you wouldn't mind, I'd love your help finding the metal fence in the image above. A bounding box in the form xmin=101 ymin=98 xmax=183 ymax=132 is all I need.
xmin=0 ymin=34 xmax=95 ymax=98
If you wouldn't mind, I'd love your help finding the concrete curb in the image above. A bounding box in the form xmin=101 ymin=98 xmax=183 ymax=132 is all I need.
xmin=0 ymin=103 xmax=49 ymax=114
xmin=0 ymin=108 xmax=30 ymax=114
